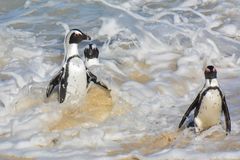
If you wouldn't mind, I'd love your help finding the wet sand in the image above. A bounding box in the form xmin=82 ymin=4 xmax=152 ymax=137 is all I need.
xmin=0 ymin=154 xmax=34 ymax=160
xmin=129 ymin=71 xmax=151 ymax=83
xmin=109 ymin=132 xmax=178 ymax=156
xmin=118 ymin=156 xmax=140 ymax=160
xmin=49 ymin=85 xmax=112 ymax=130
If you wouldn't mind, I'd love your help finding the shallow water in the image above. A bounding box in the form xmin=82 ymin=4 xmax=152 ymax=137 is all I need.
xmin=1 ymin=0 xmax=240 ymax=159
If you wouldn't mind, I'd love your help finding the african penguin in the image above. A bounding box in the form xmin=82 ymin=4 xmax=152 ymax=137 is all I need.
xmin=178 ymin=65 xmax=231 ymax=134
xmin=46 ymin=29 xmax=108 ymax=103
xmin=84 ymin=43 xmax=100 ymax=68
xmin=84 ymin=44 xmax=109 ymax=90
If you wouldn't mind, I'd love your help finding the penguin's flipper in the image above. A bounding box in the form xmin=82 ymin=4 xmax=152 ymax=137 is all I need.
xmin=87 ymin=70 xmax=109 ymax=90
xmin=178 ymin=93 xmax=200 ymax=129
xmin=46 ymin=68 xmax=64 ymax=97
xmin=58 ymin=72 xmax=68 ymax=103
xmin=222 ymin=96 xmax=231 ymax=134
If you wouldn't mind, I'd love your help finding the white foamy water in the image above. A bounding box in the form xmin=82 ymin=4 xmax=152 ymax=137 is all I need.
xmin=1 ymin=0 xmax=240 ymax=159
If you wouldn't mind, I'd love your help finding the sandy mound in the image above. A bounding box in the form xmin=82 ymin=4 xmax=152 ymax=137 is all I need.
xmin=49 ymin=85 xmax=112 ymax=130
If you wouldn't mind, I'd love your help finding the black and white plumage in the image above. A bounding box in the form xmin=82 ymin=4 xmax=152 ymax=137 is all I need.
xmin=63 ymin=29 xmax=91 ymax=62
xmin=178 ymin=65 xmax=231 ymax=134
xmin=84 ymin=43 xmax=100 ymax=68
xmin=46 ymin=29 xmax=108 ymax=103
xmin=84 ymin=44 xmax=109 ymax=90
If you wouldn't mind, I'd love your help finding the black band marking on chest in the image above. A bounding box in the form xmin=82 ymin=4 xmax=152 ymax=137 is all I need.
xmin=194 ymin=86 xmax=223 ymax=117
xmin=66 ymin=55 xmax=82 ymax=84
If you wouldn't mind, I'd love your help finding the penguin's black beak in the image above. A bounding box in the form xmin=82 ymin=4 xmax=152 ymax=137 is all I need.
xmin=86 ymin=35 xmax=91 ymax=40
xmin=82 ymin=33 xmax=91 ymax=41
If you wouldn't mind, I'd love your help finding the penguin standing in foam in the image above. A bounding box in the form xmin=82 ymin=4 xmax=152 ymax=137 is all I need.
xmin=178 ymin=65 xmax=231 ymax=134
xmin=84 ymin=43 xmax=100 ymax=68
xmin=46 ymin=29 xmax=108 ymax=103
xmin=84 ymin=44 xmax=109 ymax=90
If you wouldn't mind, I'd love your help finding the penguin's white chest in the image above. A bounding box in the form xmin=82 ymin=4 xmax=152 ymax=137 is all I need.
xmin=66 ymin=58 xmax=87 ymax=103
xmin=195 ymin=89 xmax=222 ymax=132
xmin=85 ymin=58 xmax=99 ymax=68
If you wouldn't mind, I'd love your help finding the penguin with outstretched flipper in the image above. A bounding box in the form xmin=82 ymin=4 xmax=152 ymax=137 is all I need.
xmin=46 ymin=29 xmax=109 ymax=103
xmin=178 ymin=65 xmax=231 ymax=134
